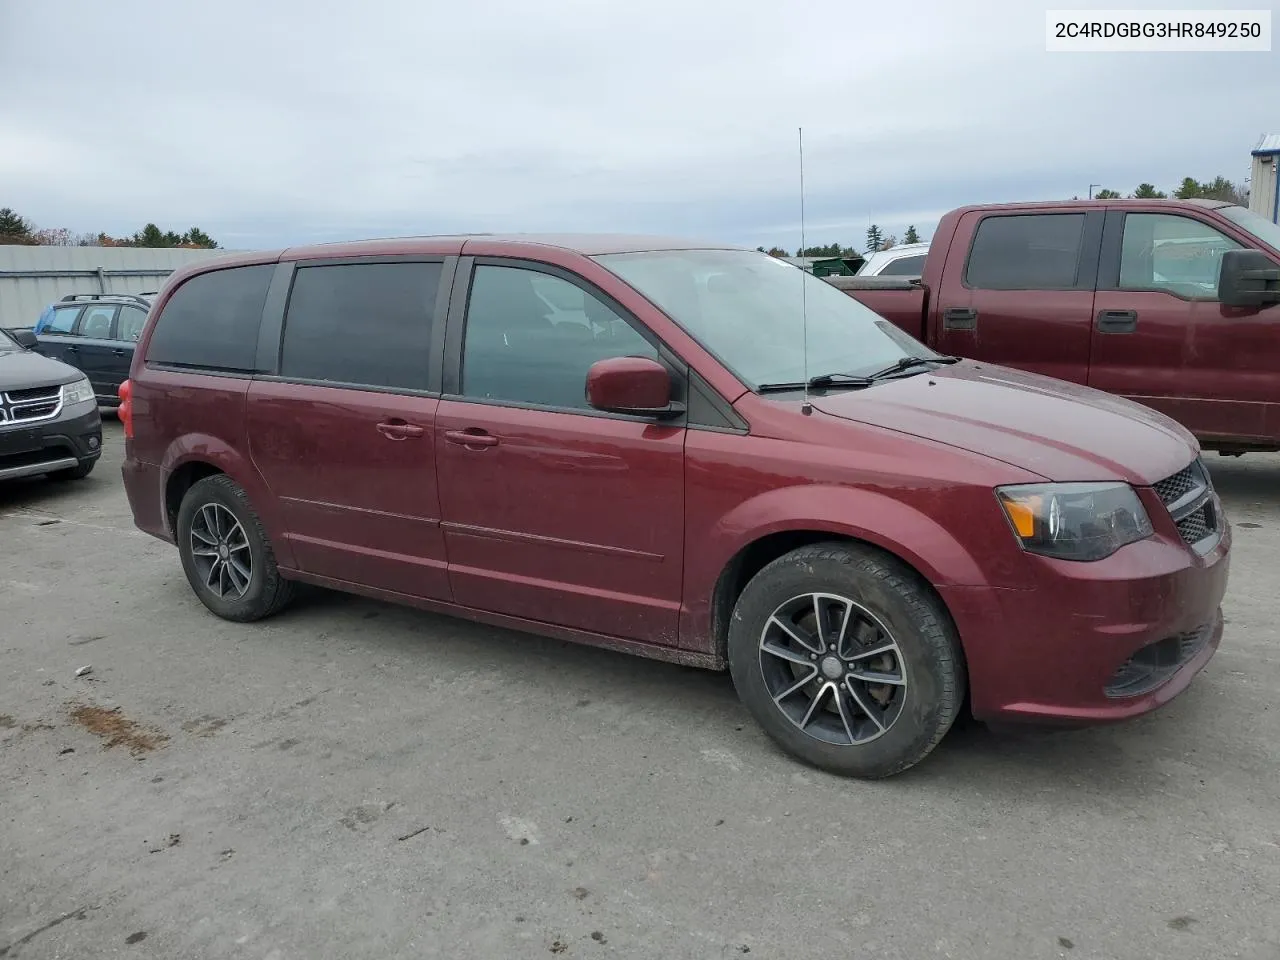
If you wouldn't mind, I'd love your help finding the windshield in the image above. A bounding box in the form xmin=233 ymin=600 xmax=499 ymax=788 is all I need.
xmin=1218 ymin=205 xmax=1280 ymax=253
xmin=0 ymin=328 xmax=18 ymax=352
xmin=594 ymin=249 xmax=930 ymax=388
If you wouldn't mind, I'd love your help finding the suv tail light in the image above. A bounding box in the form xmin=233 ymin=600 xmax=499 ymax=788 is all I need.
xmin=118 ymin=379 xmax=134 ymax=438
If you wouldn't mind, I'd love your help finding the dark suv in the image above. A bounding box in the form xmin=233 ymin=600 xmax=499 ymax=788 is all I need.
xmin=119 ymin=237 xmax=1229 ymax=778
xmin=32 ymin=293 xmax=152 ymax=408
xmin=0 ymin=327 xmax=103 ymax=482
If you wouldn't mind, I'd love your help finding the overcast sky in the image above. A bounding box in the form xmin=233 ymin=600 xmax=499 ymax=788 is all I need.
xmin=1 ymin=0 xmax=1275 ymax=252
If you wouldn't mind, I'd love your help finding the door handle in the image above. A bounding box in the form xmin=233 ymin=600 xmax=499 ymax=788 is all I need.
xmin=112 ymin=348 xmax=126 ymax=356
xmin=943 ymin=308 xmax=978 ymax=331
xmin=444 ymin=429 xmax=499 ymax=448
xmin=1096 ymin=309 xmax=1138 ymax=334
xmin=65 ymin=344 xmax=79 ymax=351
xmin=376 ymin=419 xmax=425 ymax=440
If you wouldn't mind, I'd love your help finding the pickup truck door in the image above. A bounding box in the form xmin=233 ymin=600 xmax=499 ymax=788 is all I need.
xmin=931 ymin=210 xmax=1103 ymax=384
xmin=1089 ymin=209 xmax=1280 ymax=446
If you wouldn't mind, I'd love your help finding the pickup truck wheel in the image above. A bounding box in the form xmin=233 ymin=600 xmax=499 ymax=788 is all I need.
xmin=48 ymin=459 xmax=96 ymax=481
xmin=728 ymin=542 xmax=965 ymax=779
xmin=176 ymin=475 xmax=295 ymax=622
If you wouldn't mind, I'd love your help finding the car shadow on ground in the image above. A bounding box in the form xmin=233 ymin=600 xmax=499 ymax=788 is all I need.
xmin=275 ymin=584 xmax=1214 ymax=799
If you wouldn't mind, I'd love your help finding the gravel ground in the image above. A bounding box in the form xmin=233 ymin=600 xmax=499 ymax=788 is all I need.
xmin=2 ymin=420 xmax=1278 ymax=960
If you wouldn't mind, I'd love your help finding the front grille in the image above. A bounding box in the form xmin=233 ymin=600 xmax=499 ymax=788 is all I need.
xmin=0 ymin=385 xmax=64 ymax=425
xmin=1105 ymin=623 xmax=1212 ymax=698
xmin=5 ymin=385 xmax=61 ymax=404
xmin=1152 ymin=457 xmax=1221 ymax=552
xmin=1153 ymin=461 xmax=1206 ymax=506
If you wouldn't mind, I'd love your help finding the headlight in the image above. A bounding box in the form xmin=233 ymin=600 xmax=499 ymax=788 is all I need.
xmin=996 ymin=482 xmax=1153 ymax=562
xmin=61 ymin=377 xmax=95 ymax=405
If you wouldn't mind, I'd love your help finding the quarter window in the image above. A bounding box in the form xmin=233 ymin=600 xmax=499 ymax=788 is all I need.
xmin=461 ymin=265 xmax=657 ymax=410
xmin=1120 ymin=214 xmax=1242 ymax=299
xmin=280 ymin=262 xmax=441 ymax=391
xmin=965 ymin=214 xmax=1086 ymax=289
xmin=146 ymin=264 xmax=274 ymax=372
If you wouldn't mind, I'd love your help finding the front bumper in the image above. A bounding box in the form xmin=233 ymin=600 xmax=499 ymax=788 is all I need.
xmin=941 ymin=523 xmax=1230 ymax=725
xmin=0 ymin=405 xmax=102 ymax=482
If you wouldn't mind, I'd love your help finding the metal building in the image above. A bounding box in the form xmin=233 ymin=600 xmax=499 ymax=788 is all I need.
xmin=0 ymin=245 xmax=242 ymax=330
xmin=1249 ymin=134 xmax=1280 ymax=225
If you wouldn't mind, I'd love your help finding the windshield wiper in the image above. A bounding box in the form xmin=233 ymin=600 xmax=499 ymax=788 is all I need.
xmin=864 ymin=354 xmax=960 ymax=381
xmin=757 ymin=372 xmax=874 ymax=393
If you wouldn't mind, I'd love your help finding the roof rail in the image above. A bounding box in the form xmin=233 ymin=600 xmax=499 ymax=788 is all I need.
xmin=59 ymin=292 xmax=152 ymax=307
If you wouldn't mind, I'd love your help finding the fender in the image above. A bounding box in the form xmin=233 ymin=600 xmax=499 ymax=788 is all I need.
xmin=159 ymin=432 xmax=298 ymax=570
xmin=679 ymin=482 xmax=1027 ymax=655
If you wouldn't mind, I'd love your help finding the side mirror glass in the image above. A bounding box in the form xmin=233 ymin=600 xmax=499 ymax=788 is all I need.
xmin=585 ymin=356 xmax=682 ymax=418
xmin=1218 ymin=249 xmax=1280 ymax=307
xmin=11 ymin=329 xmax=38 ymax=349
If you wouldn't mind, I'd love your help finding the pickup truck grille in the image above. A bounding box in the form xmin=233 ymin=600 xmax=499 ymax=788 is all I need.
xmin=0 ymin=385 xmax=63 ymax=425
xmin=1153 ymin=458 xmax=1221 ymax=553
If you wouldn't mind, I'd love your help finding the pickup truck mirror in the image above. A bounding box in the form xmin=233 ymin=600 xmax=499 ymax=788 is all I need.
xmin=1218 ymin=249 xmax=1280 ymax=308
xmin=11 ymin=329 xmax=38 ymax=349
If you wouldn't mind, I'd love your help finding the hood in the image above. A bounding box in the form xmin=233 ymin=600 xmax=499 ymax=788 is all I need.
xmin=810 ymin=361 xmax=1197 ymax=485
xmin=0 ymin=347 xmax=82 ymax=392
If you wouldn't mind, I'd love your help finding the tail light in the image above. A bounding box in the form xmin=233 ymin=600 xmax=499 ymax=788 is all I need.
xmin=118 ymin=379 xmax=134 ymax=439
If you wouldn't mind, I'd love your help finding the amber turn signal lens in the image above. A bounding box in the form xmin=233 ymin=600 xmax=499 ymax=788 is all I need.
xmin=999 ymin=494 xmax=1040 ymax=539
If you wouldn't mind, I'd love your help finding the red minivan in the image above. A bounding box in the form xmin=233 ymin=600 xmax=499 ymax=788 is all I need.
xmin=119 ymin=236 xmax=1231 ymax=778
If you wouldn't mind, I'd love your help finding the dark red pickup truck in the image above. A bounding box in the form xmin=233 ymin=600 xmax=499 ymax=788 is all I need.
xmin=832 ymin=199 xmax=1280 ymax=454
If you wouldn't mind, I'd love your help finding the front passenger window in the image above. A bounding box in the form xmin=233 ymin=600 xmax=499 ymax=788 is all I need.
xmin=1120 ymin=214 xmax=1242 ymax=300
xmin=460 ymin=266 xmax=657 ymax=410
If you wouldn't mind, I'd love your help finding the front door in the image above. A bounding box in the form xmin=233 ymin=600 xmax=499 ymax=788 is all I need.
xmin=933 ymin=210 xmax=1102 ymax=383
xmin=1089 ymin=210 xmax=1280 ymax=445
xmin=70 ymin=304 xmax=121 ymax=401
xmin=435 ymin=260 xmax=686 ymax=644
xmin=246 ymin=258 xmax=452 ymax=600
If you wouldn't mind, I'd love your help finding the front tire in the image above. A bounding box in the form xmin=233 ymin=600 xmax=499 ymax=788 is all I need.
xmin=176 ymin=474 xmax=295 ymax=622
xmin=48 ymin=459 xmax=96 ymax=481
xmin=728 ymin=542 xmax=965 ymax=779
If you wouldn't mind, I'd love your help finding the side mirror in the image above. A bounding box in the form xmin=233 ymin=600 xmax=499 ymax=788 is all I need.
xmin=585 ymin=356 xmax=682 ymax=418
xmin=11 ymin=329 xmax=38 ymax=349
xmin=1218 ymin=249 xmax=1280 ymax=307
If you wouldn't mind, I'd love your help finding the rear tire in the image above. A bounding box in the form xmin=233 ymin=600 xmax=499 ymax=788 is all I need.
xmin=176 ymin=474 xmax=295 ymax=622
xmin=49 ymin=459 xmax=96 ymax=481
xmin=727 ymin=542 xmax=965 ymax=779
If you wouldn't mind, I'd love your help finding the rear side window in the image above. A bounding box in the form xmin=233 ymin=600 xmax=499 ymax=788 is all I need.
xmin=146 ymin=264 xmax=274 ymax=371
xmin=965 ymin=214 xmax=1086 ymax=289
xmin=880 ymin=254 xmax=926 ymax=276
xmin=280 ymin=262 xmax=441 ymax=391
xmin=117 ymin=305 xmax=148 ymax=342
xmin=78 ymin=305 xmax=116 ymax=339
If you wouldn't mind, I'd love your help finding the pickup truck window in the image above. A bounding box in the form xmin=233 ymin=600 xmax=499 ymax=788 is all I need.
xmin=880 ymin=255 xmax=926 ymax=276
xmin=1120 ymin=214 xmax=1241 ymax=300
xmin=597 ymin=249 xmax=916 ymax=389
xmin=965 ymin=213 xmax=1086 ymax=290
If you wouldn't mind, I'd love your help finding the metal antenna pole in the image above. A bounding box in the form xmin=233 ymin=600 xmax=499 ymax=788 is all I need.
xmin=799 ymin=127 xmax=811 ymax=415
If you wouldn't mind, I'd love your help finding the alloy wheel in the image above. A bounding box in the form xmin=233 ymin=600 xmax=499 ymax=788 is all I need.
xmin=758 ymin=592 xmax=907 ymax=745
xmin=188 ymin=503 xmax=253 ymax=601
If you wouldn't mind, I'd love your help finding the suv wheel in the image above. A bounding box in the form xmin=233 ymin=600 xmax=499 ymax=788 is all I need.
xmin=728 ymin=542 xmax=965 ymax=778
xmin=176 ymin=474 xmax=295 ymax=622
